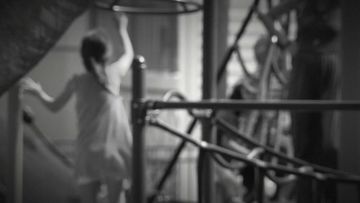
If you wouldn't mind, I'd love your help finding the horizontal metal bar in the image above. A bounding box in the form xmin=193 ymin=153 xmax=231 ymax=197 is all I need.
xmin=147 ymin=100 xmax=360 ymax=111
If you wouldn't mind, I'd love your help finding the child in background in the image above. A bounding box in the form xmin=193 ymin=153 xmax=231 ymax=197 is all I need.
xmin=24 ymin=13 xmax=134 ymax=203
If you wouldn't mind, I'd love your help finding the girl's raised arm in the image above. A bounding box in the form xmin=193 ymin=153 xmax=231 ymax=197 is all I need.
xmin=108 ymin=13 xmax=134 ymax=77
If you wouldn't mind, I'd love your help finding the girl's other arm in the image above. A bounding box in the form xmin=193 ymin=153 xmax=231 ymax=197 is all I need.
xmin=23 ymin=77 xmax=76 ymax=112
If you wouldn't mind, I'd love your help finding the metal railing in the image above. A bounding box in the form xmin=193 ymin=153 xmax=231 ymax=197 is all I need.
xmin=131 ymin=56 xmax=360 ymax=203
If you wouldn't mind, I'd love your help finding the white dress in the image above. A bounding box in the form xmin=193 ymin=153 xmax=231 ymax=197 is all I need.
xmin=72 ymin=73 xmax=132 ymax=184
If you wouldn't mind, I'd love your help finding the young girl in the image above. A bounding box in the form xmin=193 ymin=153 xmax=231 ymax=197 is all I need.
xmin=24 ymin=13 xmax=134 ymax=203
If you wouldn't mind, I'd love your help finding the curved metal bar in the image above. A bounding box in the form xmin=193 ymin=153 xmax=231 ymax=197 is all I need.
xmin=270 ymin=57 xmax=288 ymax=86
xmin=160 ymin=90 xmax=197 ymax=117
xmin=211 ymin=153 xmax=246 ymax=170
xmin=149 ymin=90 xmax=198 ymax=121
xmin=265 ymin=171 xmax=296 ymax=185
xmin=235 ymin=46 xmax=257 ymax=81
xmin=95 ymin=0 xmax=203 ymax=15
xmin=161 ymin=90 xmax=186 ymax=101
xmin=149 ymin=90 xmax=213 ymax=122
xmin=258 ymin=42 xmax=277 ymax=100
xmin=211 ymin=145 xmax=294 ymax=186
xmin=242 ymin=79 xmax=259 ymax=95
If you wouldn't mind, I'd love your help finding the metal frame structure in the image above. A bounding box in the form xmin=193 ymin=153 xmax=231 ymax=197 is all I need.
xmin=6 ymin=1 xmax=358 ymax=202
xmin=131 ymin=56 xmax=360 ymax=203
xmin=129 ymin=1 xmax=360 ymax=203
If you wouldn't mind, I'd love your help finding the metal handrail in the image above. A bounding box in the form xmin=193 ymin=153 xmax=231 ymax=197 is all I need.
xmin=146 ymin=99 xmax=360 ymax=111
xmin=22 ymin=108 xmax=73 ymax=168
xmin=148 ymin=117 xmax=360 ymax=184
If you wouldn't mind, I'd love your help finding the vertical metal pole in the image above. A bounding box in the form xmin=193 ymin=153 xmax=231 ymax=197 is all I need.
xmin=199 ymin=0 xmax=217 ymax=203
xmin=311 ymin=179 xmax=323 ymax=203
xmin=7 ymin=83 xmax=24 ymax=203
xmin=340 ymin=0 xmax=360 ymax=202
xmin=216 ymin=0 xmax=229 ymax=99
xmin=254 ymin=167 xmax=264 ymax=203
xmin=132 ymin=56 xmax=147 ymax=203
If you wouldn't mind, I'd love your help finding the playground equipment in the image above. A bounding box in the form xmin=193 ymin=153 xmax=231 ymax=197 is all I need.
xmin=95 ymin=0 xmax=202 ymax=15
xmin=3 ymin=0 xmax=351 ymax=202
xmin=131 ymin=56 xmax=360 ymax=203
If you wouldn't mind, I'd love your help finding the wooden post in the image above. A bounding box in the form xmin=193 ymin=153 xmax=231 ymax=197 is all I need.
xmin=7 ymin=83 xmax=24 ymax=203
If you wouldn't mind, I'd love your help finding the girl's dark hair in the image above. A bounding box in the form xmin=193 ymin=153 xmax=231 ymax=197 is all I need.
xmin=81 ymin=30 xmax=110 ymax=72
xmin=80 ymin=30 xmax=111 ymax=89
